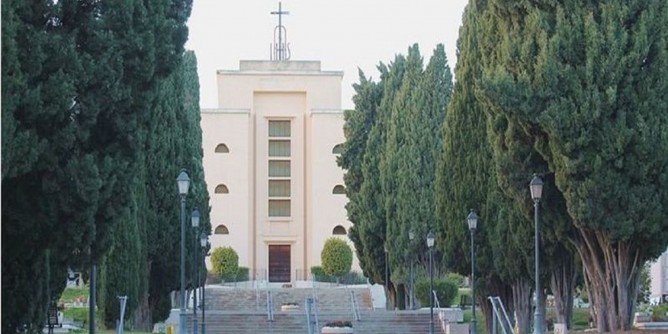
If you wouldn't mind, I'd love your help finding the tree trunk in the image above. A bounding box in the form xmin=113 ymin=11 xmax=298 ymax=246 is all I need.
xmin=480 ymin=279 xmax=513 ymax=334
xmin=549 ymin=252 xmax=576 ymax=327
xmin=574 ymin=228 xmax=643 ymax=332
xmin=132 ymin=290 xmax=152 ymax=331
xmin=512 ymin=278 xmax=532 ymax=334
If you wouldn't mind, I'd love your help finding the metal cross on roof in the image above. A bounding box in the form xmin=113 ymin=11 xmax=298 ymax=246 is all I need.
xmin=270 ymin=2 xmax=291 ymax=61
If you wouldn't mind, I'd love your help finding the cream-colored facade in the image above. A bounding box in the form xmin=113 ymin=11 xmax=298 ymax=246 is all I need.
xmin=201 ymin=60 xmax=358 ymax=283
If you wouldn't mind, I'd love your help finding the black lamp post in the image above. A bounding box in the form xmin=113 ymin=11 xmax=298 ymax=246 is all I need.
xmin=409 ymin=231 xmax=415 ymax=310
xmin=530 ymin=174 xmax=544 ymax=334
xmin=176 ymin=170 xmax=190 ymax=334
xmin=467 ymin=210 xmax=478 ymax=334
xmin=191 ymin=208 xmax=200 ymax=334
xmin=384 ymin=243 xmax=389 ymax=310
xmin=200 ymin=232 xmax=209 ymax=334
xmin=427 ymin=231 xmax=435 ymax=334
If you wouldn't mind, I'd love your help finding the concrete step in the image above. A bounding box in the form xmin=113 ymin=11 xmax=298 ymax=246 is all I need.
xmin=191 ymin=285 xmax=444 ymax=333
xmin=185 ymin=310 xmax=444 ymax=334
xmin=203 ymin=285 xmax=374 ymax=312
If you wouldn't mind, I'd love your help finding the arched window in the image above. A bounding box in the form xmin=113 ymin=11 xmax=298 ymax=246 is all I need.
xmin=215 ymin=143 xmax=230 ymax=153
xmin=214 ymin=225 xmax=230 ymax=235
xmin=332 ymin=225 xmax=347 ymax=235
xmin=332 ymin=144 xmax=343 ymax=154
xmin=332 ymin=185 xmax=345 ymax=194
xmin=215 ymin=184 xmax=229 ymax=194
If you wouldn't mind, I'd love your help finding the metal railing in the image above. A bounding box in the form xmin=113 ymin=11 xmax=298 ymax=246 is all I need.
xmin=305 ymin=297 xmax=316 ymax=334
xmin=350 ymin=290 xmax=361 ymax=321
xmin=488 ymin=296 xmax=512 ymax=334
xmin=266 ymin=290 xmax=274 ymax=321
xmin=433 ymin=290 xmax=447 ymax=333
xmin=255 ymin=280 xmax=261 ymax=310
xmin=311 ymin=275 xmax=320 ymax=329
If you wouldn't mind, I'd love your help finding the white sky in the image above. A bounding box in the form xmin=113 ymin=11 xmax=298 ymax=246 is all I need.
xmin=186 ymin=0 xmax=468 ymax=110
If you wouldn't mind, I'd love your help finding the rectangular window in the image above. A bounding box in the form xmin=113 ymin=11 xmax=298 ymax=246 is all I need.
xmin=269 ymin=120 xmax=291 ymax=137
xmin=269 ymin=200 xmax=291 ymax=217
xmin=268 ymin=180 xmax=291 ymax=197
xmin=269 ymin=160 xmax=291 ymax=177
xmin=269 ymin=140 xmax=291 ymax=157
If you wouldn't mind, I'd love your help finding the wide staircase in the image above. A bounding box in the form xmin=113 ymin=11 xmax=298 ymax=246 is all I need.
xmin=186 ymin=283 xmax=442 ymax=333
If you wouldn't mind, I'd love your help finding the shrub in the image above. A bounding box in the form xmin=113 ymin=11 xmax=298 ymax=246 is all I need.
xmin=415 ymin=278 xmax=458 ymax=307
xmin=210 ymin=246 xmax=239 ymax=281
xmin=325 ymin=320 xmax=352 ymax=328
xmin=446 ymin=272 xmax=466 ymax=287
xmin=340 ymin=271 xmax=367 ymax=285
xmin=310 ymin=266 xmax=334 ymax=282
xmin=321 ymin=238 xmax=353 ymax=278
xmin=310 ymin=266 xmax=367 ymax=284
xmin=652 ymin=303 xmax=668 ymax=322
xmin=220 ymin=266 xmax=249 ymax=282
xmin=206 ymin=270 xmax=222 ymax=284
xmin=236 ymin=266 xmax=249 ymax=281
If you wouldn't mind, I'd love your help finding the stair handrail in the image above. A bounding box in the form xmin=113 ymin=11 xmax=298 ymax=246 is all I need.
xmin=311 ymin=274 xmax=319 ymax=329
xmin=433 ymin=290 xmax=447 ymax=333
xmin=266 ymin=290 xmax=274 ymax=321
xmin=255 ymin=276 xmax=260 ymax=310
xmin=488 ymin=296 xmax=512 ymax=334
xmin=350 ymin=290 xmax=361 ymax=321
xmin=305 ymin=297 xmax=314 ymax=334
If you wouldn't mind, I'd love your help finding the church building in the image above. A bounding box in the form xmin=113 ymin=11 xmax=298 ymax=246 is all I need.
xmin=200 ymin=4 xmax=358 ymax=283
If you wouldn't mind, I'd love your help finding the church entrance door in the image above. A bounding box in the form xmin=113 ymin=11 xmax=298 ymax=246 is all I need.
xmin=268 ymin=245 xmax=291 ymax=282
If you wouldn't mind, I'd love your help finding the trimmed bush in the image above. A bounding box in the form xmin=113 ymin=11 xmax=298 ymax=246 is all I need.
xmin=446 ymin=272 xmax=466 ymax=287
xmin=210 ymin=246 xmax=239 ymax=281
xmin=415 ymin=278 xmax=458 ymax=307
xmin=236 ymin=266 xmax=249 ymax=281
xmin=321 ymin=237 xmax=353 ymax=278
xmin=310 ymin=266 xmax=331 ymax=281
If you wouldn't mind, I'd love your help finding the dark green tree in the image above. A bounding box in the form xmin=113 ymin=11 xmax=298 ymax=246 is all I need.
xmin=339 ymin=69 xmax=382 ymax=282
xmin=342 ymin=44 xmax=453 ymax=309
xmin=383 ymin=44 xmax=452 ymax=308
xmin=435 ymin=3 xmax=518 ymax=332
xmin=139 ymin=50 xmax=211 ymax=327
xmin=382 ymin=45 xmax=425 ymax=305
xmin=1 ymin=0 xmax=195 ymax=331
xmin=478 ymin=0 xmax=668 ymax=331
xmin=356 ymin=57 xmax=406 ymax=292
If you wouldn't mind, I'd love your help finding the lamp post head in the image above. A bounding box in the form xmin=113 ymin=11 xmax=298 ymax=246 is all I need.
xmin=530 ymin=174 xmax=543 ymax=202
xmin=191 ymin=208 xmax=200 ymax=228
xmin=177 ymin=169 xmax=190 ymax=195
xmin=427 ymin=231 xmax=435 ymax=248
xmin=200 ymin=231 xmax=208 ymax=248
xmin=467 ymin=209 xmax=478 ymax=231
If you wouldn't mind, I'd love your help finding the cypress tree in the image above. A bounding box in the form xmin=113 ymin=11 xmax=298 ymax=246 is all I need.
xmin=1 ymin=0 xmax=195 ymax=331
xmin=471 ymin=2 xmax=581 ymax=329
xmin=435 ymin=2 xmax=517 ymax=331
xmin=478 ymin=1 xmax=668 ymax=330
xmin=339 ymin=70 xmax=382 ymax=281
xmin=382 ymin=45 xmax=425 ymax=298
xmin=342 ymin=44 xmax=453 ymax=309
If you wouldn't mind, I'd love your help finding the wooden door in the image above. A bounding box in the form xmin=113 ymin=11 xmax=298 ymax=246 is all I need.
xmin=268 ymin=245 xmax=291 ymax=282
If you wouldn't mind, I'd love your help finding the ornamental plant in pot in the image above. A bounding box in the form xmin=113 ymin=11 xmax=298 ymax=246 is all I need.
xmin=321 ymin=320 xmax=353 ymax=334
xmin=281 ymin=302 xmax=299 ymax=311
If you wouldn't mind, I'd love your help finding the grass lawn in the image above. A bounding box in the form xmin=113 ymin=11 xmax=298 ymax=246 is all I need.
xmin=70 ymin=330 xmax=150 ymax=334
xmin=60 ymin=287 xmax=89 ymax=303
xmin=459 ymin=302 xmax=591 ymax=333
